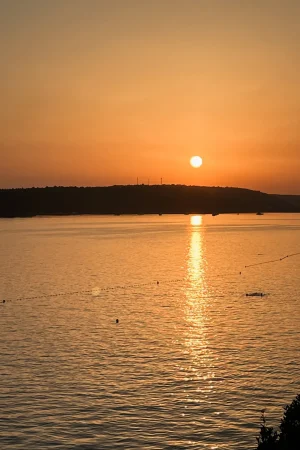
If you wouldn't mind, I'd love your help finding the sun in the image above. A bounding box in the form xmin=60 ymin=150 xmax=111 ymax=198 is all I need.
xmin=190 ymin=156 xmax=203 ymax=168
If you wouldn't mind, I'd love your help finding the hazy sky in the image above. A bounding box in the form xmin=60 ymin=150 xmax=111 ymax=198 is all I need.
xmin=1 ymin=0 xmax=300 ymax=193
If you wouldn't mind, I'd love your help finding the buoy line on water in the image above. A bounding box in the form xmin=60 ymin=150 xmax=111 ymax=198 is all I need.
xmin=0 ymin=272 xmax=243 ymax=304
xmin=1 ymin=250 xmax=300 ymax=304
xmin=1 ymin=278 xmax=184 ymax=304
xmin=244 ymin=251 xmax=300 ymax=268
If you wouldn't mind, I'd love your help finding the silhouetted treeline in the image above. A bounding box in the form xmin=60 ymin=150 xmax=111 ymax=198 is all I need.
xmin=0 ymin=185 xmax=299 ymax=217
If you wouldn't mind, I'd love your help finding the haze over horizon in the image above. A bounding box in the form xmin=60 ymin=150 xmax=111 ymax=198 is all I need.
xmin=1 ymin=1 xmax=300 ymax=194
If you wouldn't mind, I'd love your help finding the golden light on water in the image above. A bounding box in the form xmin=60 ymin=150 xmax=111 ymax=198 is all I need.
xmin=187 ymin=217 xmax=205 ymax=308
xmin=185 ymin=220 xmax=210 ymax=347
xmin=190 ymin=215 xmax=202 ymax=227
xmin=181 ymin=215 xmax=215 ymax=395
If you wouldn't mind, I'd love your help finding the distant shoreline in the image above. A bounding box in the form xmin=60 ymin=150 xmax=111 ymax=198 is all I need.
xmin=1 ymin=185 xmax=300 ymax=217
xmin=1 ymin=212 xmax=300 ymax=220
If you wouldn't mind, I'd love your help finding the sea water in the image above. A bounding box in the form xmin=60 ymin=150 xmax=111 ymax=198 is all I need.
xmin=1 ymin=214 xmax=300 ymax=449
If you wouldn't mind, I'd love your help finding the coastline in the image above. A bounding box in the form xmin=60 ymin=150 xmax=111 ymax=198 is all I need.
xmin=1 ymin=185 xmax=300 ymax=218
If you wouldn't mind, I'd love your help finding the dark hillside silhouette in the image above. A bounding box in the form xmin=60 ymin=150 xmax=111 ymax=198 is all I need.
xmin=0 ymin=185 xmax=300 ymax=217
xmin=280 ymin=195 xmax=300 ymax=209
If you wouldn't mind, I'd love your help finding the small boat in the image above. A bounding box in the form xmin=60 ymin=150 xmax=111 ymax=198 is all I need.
xmin=212 ymin=213 xmax=219 ymax=216
xmin=256 ymin=212 xmax=264 ymax=215
xmin=246 ymin=293 xmax=264 ymax=297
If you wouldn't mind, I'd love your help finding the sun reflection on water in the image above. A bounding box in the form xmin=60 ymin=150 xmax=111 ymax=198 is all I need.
xmin=184 ymin=215 xmax=215 ymax=389
xmin=190 ymin=215 xmax=202 ymax=227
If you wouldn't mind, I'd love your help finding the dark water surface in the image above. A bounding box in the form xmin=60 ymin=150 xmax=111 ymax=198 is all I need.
xmin=1 ymin=214 xmax=300 ymax=449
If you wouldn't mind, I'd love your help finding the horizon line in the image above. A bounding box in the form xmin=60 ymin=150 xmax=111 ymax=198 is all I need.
xmin=1 ymin=183 xmax=299 ymax=196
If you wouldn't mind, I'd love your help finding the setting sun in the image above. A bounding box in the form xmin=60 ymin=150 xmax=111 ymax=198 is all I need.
xmin=190 ymin=156 xmax=203 ymax=168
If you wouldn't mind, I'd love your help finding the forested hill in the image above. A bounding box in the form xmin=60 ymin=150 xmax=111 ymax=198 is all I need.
xmin=0 ymin=185 xmax=300 ymax=217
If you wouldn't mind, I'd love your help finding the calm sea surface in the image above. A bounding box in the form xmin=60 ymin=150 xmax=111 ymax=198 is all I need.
xmin=1 ymin=214 xmax=300 ymax=449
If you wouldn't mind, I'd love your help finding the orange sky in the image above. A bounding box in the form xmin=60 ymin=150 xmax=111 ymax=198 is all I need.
xmin=1 ymin=1 xmax=300 ymax=193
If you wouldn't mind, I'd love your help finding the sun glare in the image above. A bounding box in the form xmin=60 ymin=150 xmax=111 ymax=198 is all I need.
xmin=190 ymin=156 xmax=203 ymax=168
xmin=191 ymin=215 xmax=202 ymax=226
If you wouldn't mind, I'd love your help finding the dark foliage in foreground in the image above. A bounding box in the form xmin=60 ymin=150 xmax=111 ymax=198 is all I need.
xmin=1 ymin=185 xmax=300 ymax=217
xmin=256 ymin=394 xmax=300 ymax=449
